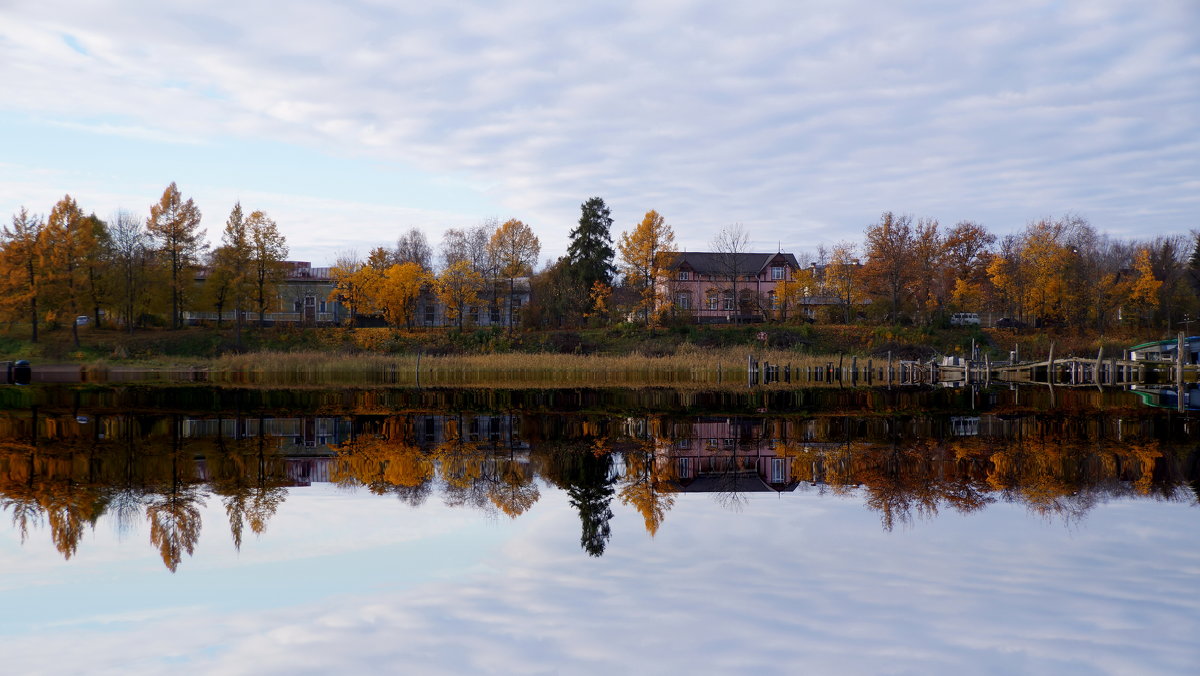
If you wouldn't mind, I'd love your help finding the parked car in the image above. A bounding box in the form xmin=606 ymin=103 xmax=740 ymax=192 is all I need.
xmin=75 ymin=315 xmax=90 ymax=326
xmin=950 ymin=312 xmax=980 ymax=326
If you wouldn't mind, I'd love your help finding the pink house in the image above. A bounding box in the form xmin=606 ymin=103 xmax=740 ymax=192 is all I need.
xmin=659 ymin=251 xmax=801 ymax=322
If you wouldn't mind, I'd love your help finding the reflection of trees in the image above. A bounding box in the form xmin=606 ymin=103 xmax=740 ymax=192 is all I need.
xmin=618 ymin=434 xmax=676 ymax=536
xmin=543 ymin=438 xmax=616 ymax=556
xmin=208 ymin=417 xmax=290 ymax=550
xmin=1 ymin=407 xmax=1199 ymax=561
xmin=331 ymin=416 xmax=436 ymax=506
xmin=145 ymin=416 xmax=207 ymax=572
xmin=487 ymin=454 xmax=540 ymax=518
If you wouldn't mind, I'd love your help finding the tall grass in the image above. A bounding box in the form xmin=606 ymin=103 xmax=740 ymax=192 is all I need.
xmin=200 ymin=348 xmax=849 ymax=389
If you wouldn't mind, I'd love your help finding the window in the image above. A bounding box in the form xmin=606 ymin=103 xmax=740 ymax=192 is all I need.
xmin=678 ymin=438 xmax=691 ymax=449
xmin=677 ymin=457 xmax=692 ymax=478
xmin=490 ymin=306 xmax=500 ymax=323
xmin=771 ymin=458 xmax=785 ymax=483
xmin=424 ymin=305 xmax=435 ymax=324
xmin=675 ymin=292 xmax=692 ymax=310
xmin=319 ymin=300 xmax=327 ymax=312
xmin=678 ymin=270 xmax=691 ymax=281
xmin=772 ymin=266 xmax=785 ymax=280
xmin=706 ymin=290 xmax=720 ymax=310
xmin=723 ymin=291 xmax=735 ymax=311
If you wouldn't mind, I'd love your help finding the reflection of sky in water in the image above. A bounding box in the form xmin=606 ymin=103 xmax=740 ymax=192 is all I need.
xmin=2 ymin=484 xmax=1197 ymax=674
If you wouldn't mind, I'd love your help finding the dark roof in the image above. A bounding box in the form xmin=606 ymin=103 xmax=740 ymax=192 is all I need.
xmin=674 ymin=472 xmax=798 ymax=493
xmin=669 ymin=252 xmax=800 ymax=276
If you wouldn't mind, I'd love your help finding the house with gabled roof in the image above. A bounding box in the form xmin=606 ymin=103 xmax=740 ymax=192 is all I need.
xmin=657 ymin=251 xmax=801 ymax=323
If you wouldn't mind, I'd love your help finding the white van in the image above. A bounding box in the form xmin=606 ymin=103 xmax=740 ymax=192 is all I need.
xmin=950 ymin=312 xmax=980 ymax=326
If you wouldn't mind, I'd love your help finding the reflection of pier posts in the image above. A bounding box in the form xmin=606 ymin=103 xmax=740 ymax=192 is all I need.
xmin=1176 ymin=332 xmax=1186 ymax=386
xmin=1048 ymin=343 xmax=1056 ymax=385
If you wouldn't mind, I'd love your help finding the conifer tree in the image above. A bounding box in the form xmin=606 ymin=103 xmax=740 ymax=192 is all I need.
xmin=566 ymin=197 xmax=615 ymax=308
xmin=146 ymin=183 xmax=204 ymax=329
xmin=0 ymin=207 xmax=45 ymax=341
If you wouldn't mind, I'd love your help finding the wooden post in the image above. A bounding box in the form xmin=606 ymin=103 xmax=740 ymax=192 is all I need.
xmin=747 ymin=354 xmax=754 ymax=388
xmin=851 ymin=356 xmax=858 ymax=385
xmin=838 ymin=353 xmax=844 ymax=385
xmin=984 ymin=353 xmax=991 ymax=385
xmin=887 ymin=351 xmax=893 ymax=386
xmin=415 ymin=352 xmax=422 ymax=388
xmin=1048 ymin=342 xmax=1056 ymax=385
xmin=1177 ymin=332 xmax=1186 ymax=385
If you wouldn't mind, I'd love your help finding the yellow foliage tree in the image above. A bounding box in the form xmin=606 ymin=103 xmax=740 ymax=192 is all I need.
xmin=375 ymin=262 xmax=429 ymax=328
xmin=488 ymin=219 xmax=539 ymax=330
xmin=328 ymin=252 xmax=364 ymax=326
xmin=1125 ymin=248 xmax=1162 ymax=325
xmin=146 ymin=182 xmax=204 ymax=329
xmin=43 ymin=195 xmax=98 ymax=347
xmin=0 ymin=207 xmax=46 ymax=341
xmin=435 ymin=260 xmax=484 ymax=328
xmin=617 ymin=210 xmax=676 ymax=325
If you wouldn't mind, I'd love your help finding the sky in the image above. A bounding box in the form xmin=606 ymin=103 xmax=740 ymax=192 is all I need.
xmin=3 ymin=484 xmax=1198 ymax=674
xmin=1 ymin=0 xmax=1197 ymax=267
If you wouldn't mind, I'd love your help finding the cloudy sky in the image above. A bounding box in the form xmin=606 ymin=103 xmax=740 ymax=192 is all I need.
xmin=4 ymin=484 xmax=1198 ymax=674
xmin=1 ymin=0 xmax=1197 ymax=266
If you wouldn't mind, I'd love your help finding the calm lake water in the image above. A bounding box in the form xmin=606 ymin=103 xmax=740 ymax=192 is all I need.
xmin=2 ymin=385 xmax=1197 ymax=675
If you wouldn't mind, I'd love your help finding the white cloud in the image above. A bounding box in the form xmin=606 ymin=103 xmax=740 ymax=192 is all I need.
xmin=0 ymin=0 xmax=1196 ymax=257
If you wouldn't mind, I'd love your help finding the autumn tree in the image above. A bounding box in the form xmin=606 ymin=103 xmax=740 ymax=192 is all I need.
xmin=0 ymin=207 xmax=45 ymax=341
xmin=1125 ymin=248 xmax=1163 ymax=326
xmin=248 ymin=210 xmax=288 ymax=327
xmin=106 ymin=210 xmax=155 ymax=333
xmin=394 ymin=227 xmax=432 ymax=270
xmin=376 ymin=262 xmax=428 ymax=328
xmin=863 ymin=212 xmax=915 ymax=322
xmin=910 ymin=218 xmax=944 ymax=324
xmin=328 ymin=251 xmax=364 ymax=326
xmin=617 ymin=209 xmax=676 ymax=325
xmin=826 ymin=241 xmax=862 ymax=323
xmin=523 ymin=258 xmax=579 ymax=328
xmin=944 ymin=220 xmax=995 ymax=316
xmin=209 ymin=202 xmax=252 ymax=334
xmin=443 ymin=222 xmax=499 ymax=318
xmin=440 ymin=222 xmax=494 ymax=274
xmin=43 ymin=195 xmax=98 ymax=347
xmin=489 ymin=218 xmax=540 ymax=329
xmin=78 ymin=213 xmax=112 ymax=328
xmin=566 ymin=197 xmax=616 ymax=313
xmin=586 ymin=281 xmax=612 ymax=326
xmin=435 ymin=260 xmax=483 ymax=329
xmin=146 ymin=182 xmax=204 ymax=329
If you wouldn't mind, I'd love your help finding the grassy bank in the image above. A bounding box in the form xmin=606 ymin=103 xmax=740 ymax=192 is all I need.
xmin=0 ymin=322 xmax=1154 ymax=368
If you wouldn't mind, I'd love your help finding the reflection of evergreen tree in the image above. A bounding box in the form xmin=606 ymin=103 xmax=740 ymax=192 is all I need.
xmin=565 ymin=452 xmax=616 ymax=557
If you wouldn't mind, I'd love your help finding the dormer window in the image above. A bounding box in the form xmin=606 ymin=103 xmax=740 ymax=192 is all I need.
xmin=678 ymin=270 xmax=691 ymax=281
xmin=772 ymin=266 xmax=785 ymax=280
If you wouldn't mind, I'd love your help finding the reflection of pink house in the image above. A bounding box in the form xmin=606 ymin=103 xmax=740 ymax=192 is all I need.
xmin=656 ymin=417 xmax=798 ymax=492
xmin=658 ymin=252 xmax=801 ymax=323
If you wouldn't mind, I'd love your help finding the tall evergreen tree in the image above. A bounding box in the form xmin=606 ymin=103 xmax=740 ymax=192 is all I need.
xmin=566 ymin=197 xmax=615 ymax=298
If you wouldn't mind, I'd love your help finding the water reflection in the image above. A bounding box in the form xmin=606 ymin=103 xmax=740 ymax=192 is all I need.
xmin=2 ymin=393 xmax=1196 ymax=571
